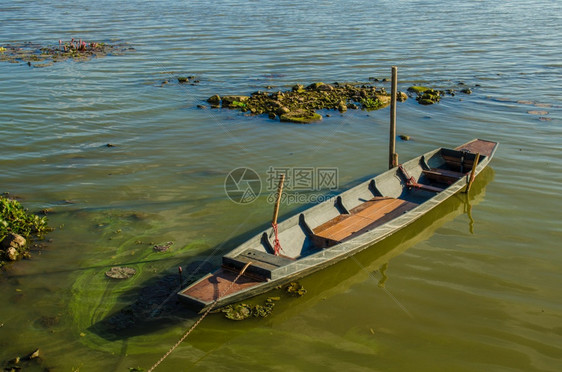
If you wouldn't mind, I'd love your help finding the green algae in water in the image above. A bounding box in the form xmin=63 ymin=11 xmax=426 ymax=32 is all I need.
xmin=67 ymin=209 xmax=208 ymax=354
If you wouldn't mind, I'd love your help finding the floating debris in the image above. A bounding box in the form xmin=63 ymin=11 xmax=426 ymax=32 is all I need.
xmin=527 ymin=110 xmax=549 ymax=116
xmin=221 ymin=304 xmax=251 ymax=320
xmin=221 ymin=296 xmax=280 ymax=320
xmin=0 ymin=39 xmax=133 ymax=67
xmin=27 ymin=349 xmax=40 ymax=360
xmin=285 ymin=282 xmax=307 ymax=296
xmin=105 ymin=266 xmax=136 ymax=279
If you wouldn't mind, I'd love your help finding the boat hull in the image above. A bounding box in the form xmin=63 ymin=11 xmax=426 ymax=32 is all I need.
xmin=178 ymin=139 xmax=498 ymax=312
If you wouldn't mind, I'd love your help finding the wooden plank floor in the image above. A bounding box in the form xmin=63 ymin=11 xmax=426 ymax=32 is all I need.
xmin=313 ymin=197 xmax=417 ymax=243
xmin=455 ymin=139 xmax=497 ymax=157
xmin=180 ymin=268 xmax=263 ymax=303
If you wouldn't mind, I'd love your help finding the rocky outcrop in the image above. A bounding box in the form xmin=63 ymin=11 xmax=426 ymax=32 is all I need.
xmin=1 ymin=233 xmax=26 ymax=261
xmin=207 ymin=81 xmax=403 ymax=124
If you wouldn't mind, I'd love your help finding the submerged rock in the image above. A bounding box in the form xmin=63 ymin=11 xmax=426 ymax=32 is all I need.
xmin=105 ymin=267 xmax=136 ymax=279
xmin=153 ymin=241 xmax=173 ymax=252
xmin=1 ymin=233 xmax=26 ymax=250
xmin=397 ymin=91 xmax=408 ymax=102
xmin=221 ymin=95 xmax=249 ymax=108
xmin=407 ymin=86 xmax=441 ymax=105
xmin=280 ymin=110 xmax=322 ymax=124
xmin=6 ymin=247 xmax=18 ymax=261
xmin=1 ymin=233 xmax=26 ymax=261
xmin=207 ymin=94 xmax=221 ymax=107
xmin=407 ymin=86 xmax=431 ymax=94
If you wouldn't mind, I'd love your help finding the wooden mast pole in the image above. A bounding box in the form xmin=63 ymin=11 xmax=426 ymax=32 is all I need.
xmin=465 ymin=153 xmax=481 ymax=193
xmin=389 ymin=66 xmax=398 ymax=169
xmin=272 ymin=174 xmax=285 ymax=226
xmin=271 ymin=174 xmax=285 ymax=256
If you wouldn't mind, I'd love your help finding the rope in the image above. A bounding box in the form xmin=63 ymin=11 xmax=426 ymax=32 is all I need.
xmin=398 ymin=164 xmax=417 ymax=187
xmin=147 ymin=261 xmax=253 ymax=372
xmin=272 ymin=222 xmax=283 ymax=255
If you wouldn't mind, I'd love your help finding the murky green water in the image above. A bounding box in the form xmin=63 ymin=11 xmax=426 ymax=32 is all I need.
xmin=1 ymin=0 xmax=561 ymax=370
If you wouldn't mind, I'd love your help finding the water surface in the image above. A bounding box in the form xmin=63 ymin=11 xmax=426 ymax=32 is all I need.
xmin=1 ymin=0 xmax=561 ymax=371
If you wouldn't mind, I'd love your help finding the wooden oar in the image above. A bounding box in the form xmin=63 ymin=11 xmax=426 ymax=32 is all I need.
xmin=465 ymin=152 xmax=481 ymax=193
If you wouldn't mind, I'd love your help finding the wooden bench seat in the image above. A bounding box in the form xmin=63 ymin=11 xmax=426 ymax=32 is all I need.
xmin=312 ymin=197 xmax=417 ymax=248
xmin=223 ymin=249 xmax=294 ymax=279
xmin=422 ymin=168 xmax=465 ymax=185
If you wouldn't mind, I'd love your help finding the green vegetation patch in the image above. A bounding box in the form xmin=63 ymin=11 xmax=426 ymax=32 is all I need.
xmin=1 ymin=194 xmax=51 ymax=266
xmin=219 ymin=281 xmax=307 ymax=320
xmin=0 ymin=39 xmax=133 ymax=67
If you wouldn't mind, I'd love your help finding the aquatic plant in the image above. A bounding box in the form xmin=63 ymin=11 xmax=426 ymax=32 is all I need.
xmin=285 ymin=281 xmax=307 ymax=296
xmin=360 ymin=97 xmax=385 ymax=110
xmin=0 ymin=195 xmax=49 ymax=242
xmin=0 ymin=39 xmax=133 ymax=67
xmin=221 ymin=296 xmax=280 ymax=320
xmin=0 ymin=194 xmax=51 ymax=266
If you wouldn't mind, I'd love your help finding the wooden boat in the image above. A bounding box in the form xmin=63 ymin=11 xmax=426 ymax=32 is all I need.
xmin=178 ymin=138 xmax=498 ymax=312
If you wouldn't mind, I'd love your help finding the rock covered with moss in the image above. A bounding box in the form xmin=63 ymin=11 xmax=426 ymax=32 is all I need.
xmin=1 ymin=194 xmax=51 ymax=267
xmin=207 ymin=82 xmax=408 ymax=124
xmin=406 ymin=82 xmax=476 ymax=105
